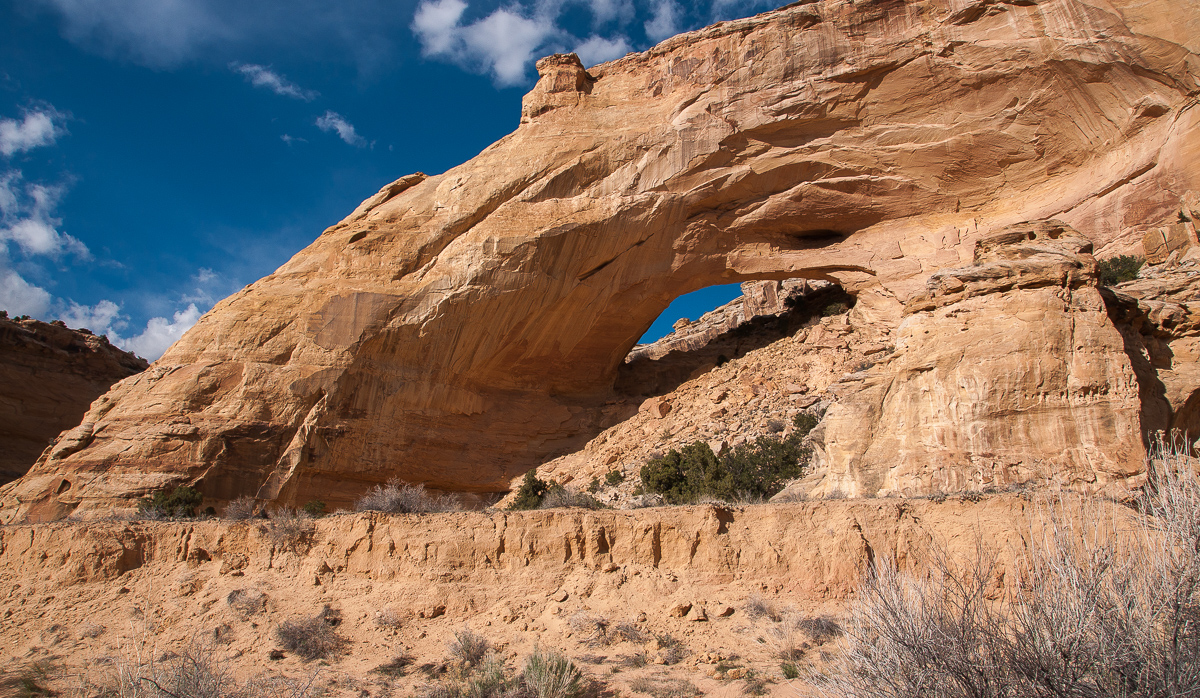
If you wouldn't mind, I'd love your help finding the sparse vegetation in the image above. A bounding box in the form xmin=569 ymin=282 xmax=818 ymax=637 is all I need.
xmin=301 ymin=500 xmax=325 ymax=517
xmin=521 ymin=648 xmax=583 ymax=698
xmin=222 ymin=496 xmax=257 ymax=520
xmin=640 ymin=412 xmax=819 ymax=504
xmin=355 ymin=480 xmax=462 ymax=514
xmin=275 ymin=607 xmax=345 ymax=661
xmin=1098 ymin=254 xmax=1144 ymax=286
xmin=821 ymin=301 xmax=850 ymax=317
xmin=137 ymin=486 xmax=203 ymax=519
xmin=258 ymin=507 xmax=315 ymax=548
xmin=627 ymin=677 xmax=700 ymax=698
xmin=508 ymin=471 xmax=551 ymax=511
xmin=448 ymin=627 xmax=490 ymax=667
xmin=226 ymin=588 xmax=267 ymax=616
xmin=540 ymin=485 xmax=605 ymax=510
xmin=604 ymin=469 xmax=625 ymax=486
xmin=811 ymin=434 xmax=1200 ymax=698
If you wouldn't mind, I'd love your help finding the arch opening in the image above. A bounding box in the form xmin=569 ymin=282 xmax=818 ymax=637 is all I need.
xmin=615 ymin=278 xmax=854 ymax=400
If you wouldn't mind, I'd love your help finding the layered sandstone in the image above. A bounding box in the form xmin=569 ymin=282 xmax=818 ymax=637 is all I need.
xmin=3 ymin=0 xmax=1200 ymax=520
xmin=0 ymin=495 xmax=1069 ymax=696
xmin=0 ymin=317 xmax=147 ymax=486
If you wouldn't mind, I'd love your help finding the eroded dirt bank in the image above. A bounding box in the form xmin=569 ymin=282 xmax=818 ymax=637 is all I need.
xmin=1 ymin=495 xmax=1045 ymax=696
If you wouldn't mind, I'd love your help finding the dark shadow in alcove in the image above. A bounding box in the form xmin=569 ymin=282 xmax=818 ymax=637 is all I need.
xmin=614 ymin=282 xmax=854 ymax=399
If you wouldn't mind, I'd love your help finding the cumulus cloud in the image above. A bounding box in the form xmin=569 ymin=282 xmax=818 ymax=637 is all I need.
xmin=230 ymin=62 xmax=318 ymax=100
xmin=0 ymin=261 xmax=52 ymax=317
xmin=59 ymin=298 xmax=203 ymax=360
xmin=0 ymin=109 xmax=65 ymax=157
xmin=316 ymin=111 xmax=367 ymax=147
xmin=644 ymin=0 xmax=681 ymax=41
xmin=585 ymin=0 xmax=634 ymax=26
xmin=413 ymin=0 xmax=561 ymax=86
xmin=59 ymin=298 xmax=125 ymax=334
xmin=0 ymin=173 xmax=89 ymax=259
xmin=118 ymin=303 xmax=202 ymax=359
xmin=575 ymin=34 xmax=629 ymax=66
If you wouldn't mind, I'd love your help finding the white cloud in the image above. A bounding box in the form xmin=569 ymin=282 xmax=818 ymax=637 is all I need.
xmin=230 ymin=62 xmax=318 ymax=100
xmin=575 ymin=34 xmax=629 ymax=66
xmin=585 ymin=0 xmax=633 ymax=25
xmin=413 ymin=0 xmax=560 ymax=86
xmin=316 ymin=111 xmax=366 ymax=147
xmin=412 ymin=0 xmax=468 ymax=57
xmin=0 ymin=263 xmax=52 ymax=318
xmin=0 ymin=109 xmax=64 ymax=157
xmin=117 ymin=303 xmax=202 ymax=360
xmin=0 ymin=173 xmax=89 ymax=259
xmin=280 ymin=134 xmax=307 ymax=146
xmin=645 ymin=0 xmax=681 ymax=41
xmin=30 ymin=0 xmax=229 ymax=67
xmin=59 ymin=298 xmax=125 ymax=334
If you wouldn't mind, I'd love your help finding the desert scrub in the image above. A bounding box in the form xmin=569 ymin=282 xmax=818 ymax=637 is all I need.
xmin=275 ymin=607 xmax=345 ymax=661
xmin=522 ymin=649 xmax=583 ymax=698
xmin=640 ymin=412 xmax=818 ymax=504
xmin=258 ymin=507 xmax=314 ymax=548
xmin=355 ymin=480 xmax=462 ymax=513
xmin=447 ymin=627 xmax=490 ymax=666
xmin=222 ymin=496 xmax=257 ymax=520
xmin=508 ymin=470 xmax=551 ymax=510
xmin=539 ymin=485 xmax=605 ymax=510
xmin=811 ymin=433 xmax=1200 ymax=698
xmin=138 ymin=485 xmax=203 ymax=518
xmin=1097 ymin=254 xmax=1143 ymax=286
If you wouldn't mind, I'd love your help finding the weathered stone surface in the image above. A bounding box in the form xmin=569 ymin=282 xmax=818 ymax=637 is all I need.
xmin=3 ymin=0 xmax=1199 ymax=520
xmin=809 ymin=222 xmax=1147 ymax=498
xmin=0 ymin=317 xmax=147 ymax=486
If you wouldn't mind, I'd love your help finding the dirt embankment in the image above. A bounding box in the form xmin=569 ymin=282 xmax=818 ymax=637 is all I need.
xmin=1 ymin=495 xmax=1041 ymax=696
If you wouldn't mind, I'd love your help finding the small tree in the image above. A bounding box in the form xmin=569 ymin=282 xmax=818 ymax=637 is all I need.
xmin=138 ymin=486 xmax=203 ymax=518
xmin=508 ymin=471 xmax=550 ymax=510
xmin=1097 ymin=254 xmax=1143 ymax=286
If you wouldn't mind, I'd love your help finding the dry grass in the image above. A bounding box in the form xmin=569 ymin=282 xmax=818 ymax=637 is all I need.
xmin=355 ymin=480 xmax=462 ymax=514
xmin=257 ymin=508 xmax=314 ymax=549
xmin=808 ymin=433 xmax=1200 ymax=698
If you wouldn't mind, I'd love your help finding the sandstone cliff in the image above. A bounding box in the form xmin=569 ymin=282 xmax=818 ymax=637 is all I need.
xmin=0 ymin=316 xmax=147 ymax=486
xmin=3 ymin=0 xmax=1200 ymax=520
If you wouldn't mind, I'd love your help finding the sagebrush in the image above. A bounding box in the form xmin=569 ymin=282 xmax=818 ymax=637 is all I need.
xmin=810 ymin=433 xmax=1200 ymax=698
xmin=355 ymin=480 xmax=462 ymax=514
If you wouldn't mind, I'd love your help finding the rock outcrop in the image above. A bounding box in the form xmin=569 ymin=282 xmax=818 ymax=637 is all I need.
xmin=3 ymin=0 xmax=1200 ymax=520
xmin=0 ymin=317 xmax=147 ymax=486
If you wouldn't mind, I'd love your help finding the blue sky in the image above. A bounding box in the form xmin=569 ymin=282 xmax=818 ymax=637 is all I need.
xmin=0 ymin=0 xmax=776 ymax=359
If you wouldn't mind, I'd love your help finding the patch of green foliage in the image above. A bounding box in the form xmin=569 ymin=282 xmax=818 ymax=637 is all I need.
xmin=640 ymin=412 xmax=820 ymax=504
xmin=508 ymin=471 xmax=550 ymax=510
xmin=604 ymin=469 xmax=625 ymax=486
xmin=138 ymin=485 xmax=203 ymax=518
xmin=302 ymin=500 xmax=326 ymax=517
xmin=1097 ymin=255 xmax=1143 ymax=286
xmin=821 ymin=301 xmax=850 ymax=317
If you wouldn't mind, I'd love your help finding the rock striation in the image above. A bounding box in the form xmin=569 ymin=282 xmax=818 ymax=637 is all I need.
xmin=3 ymin=0 xmax=1200 ymax=520
xmin=0 ymin=317 xmax=147 ymax=486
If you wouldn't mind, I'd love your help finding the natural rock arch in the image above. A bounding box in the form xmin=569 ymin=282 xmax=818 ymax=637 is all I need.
xmin=3 ymin=0 xmax=1199 ymax=520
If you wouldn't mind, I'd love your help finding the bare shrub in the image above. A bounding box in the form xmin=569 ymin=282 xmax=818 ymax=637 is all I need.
xmin=355 ymin=480 xmax=462 ymax=514
xmin=539 ymin=487 xmax=604 ymax=510
xmin=223 ymin=496 xmax=257 ymax=520
xmin=809 ymin=433 xmax=1200 ymax=698
xmin=419 ymin=652 xmax=512 ymax=698
xmin=612 ymin=620 xmax=646 ymax=643
xmin=569 ymin=611 xmax=612 ymax=645
xmin=374 ymin=607 xmax=403 ymax=630
xmin=447 ymin=627 xmax=490 ymax=667
xmin=521 ymin=648 xmax=583 ymax=698
xmin=226 ymin=588 xmax=267 ymax=616
xmin=275 ymin=609 xmax=344 ymax=661
xmin=743 ymin=593 xmax=783 ymax=622
xmin=98 ymin=636 xmax=320 ymax=697
xmin=627 ymin=677 xmax=700 ymax=698
xmin=258 ymin=508 xmax=314 ymax=548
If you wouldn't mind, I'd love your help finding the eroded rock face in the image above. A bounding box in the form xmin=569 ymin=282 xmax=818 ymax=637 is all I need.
xmin=810 ymin=221 xmax=1147 ymax=498
xmin=0 ymin=317 xmax=147 ymax=486
xmin=3 ymin=0 xmax=1199 ymax=520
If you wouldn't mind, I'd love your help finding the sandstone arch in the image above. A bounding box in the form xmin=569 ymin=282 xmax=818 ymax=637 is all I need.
xmin=3 ymin=0 xmax=1200 ymax=520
